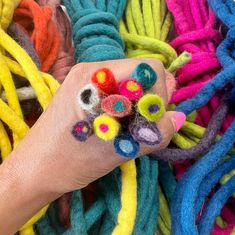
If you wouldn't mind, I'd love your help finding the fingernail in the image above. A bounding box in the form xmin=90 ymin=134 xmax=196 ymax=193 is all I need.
xmin=174 ymin=112 xmax=186 ymax=132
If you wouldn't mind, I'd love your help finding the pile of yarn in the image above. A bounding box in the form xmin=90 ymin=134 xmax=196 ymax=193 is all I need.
xmin=2 ymin=0 xmax=235 ymax=235
xmin=73 ymin=63 xmax=165 ymax=157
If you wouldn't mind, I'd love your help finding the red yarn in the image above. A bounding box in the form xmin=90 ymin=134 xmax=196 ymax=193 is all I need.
xmin=92 ymin=68 xmax=118 ymax=94
xmin=13 ymin=0 xmax=61 ymax=72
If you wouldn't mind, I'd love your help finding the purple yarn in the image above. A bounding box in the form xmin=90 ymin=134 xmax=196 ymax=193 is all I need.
xmin=151 ymin=94 xmax=229 ymax=161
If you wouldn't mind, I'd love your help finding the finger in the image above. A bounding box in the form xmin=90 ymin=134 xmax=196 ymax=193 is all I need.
xmin=139 ymin=111 xmax=186 ymax=156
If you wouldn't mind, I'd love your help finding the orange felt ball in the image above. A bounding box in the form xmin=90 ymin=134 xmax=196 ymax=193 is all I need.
xmin=91 ymin=68 xmax=118 ymax=94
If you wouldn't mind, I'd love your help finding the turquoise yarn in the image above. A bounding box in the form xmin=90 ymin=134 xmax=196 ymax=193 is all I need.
xmin=36 ymin=1 xmax=160 ymax=234
xmin=64 ymin=0 xmax=126 ymax=62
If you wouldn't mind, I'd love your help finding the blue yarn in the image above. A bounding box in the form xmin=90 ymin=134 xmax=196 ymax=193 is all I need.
xmin=195 ymin=156 xmax=235 ymax=217
xmin=132 ymin=63 xmax=157 ymax=91
xmin=175 ymin=66 xmax=235 ymax=115
xmin=198 ymin=175 xmax=235 ymax=235
xmin=171 ymin=119 xmax=235 ymax=234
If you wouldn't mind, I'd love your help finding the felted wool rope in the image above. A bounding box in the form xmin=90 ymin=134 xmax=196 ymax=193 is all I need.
xmin=8 ymin=22 xmax=41 ymax=69
xmin=169 ymin=1 xmax=235 ymax=233
xmin=166 ymin=0 xmax=227 ymax=128
xmin=38 ymin=0 xmax=75 ymax=82
xmin=119 ymin=0 xmax=190 ymax=71
xmin=151 ymin=93 xmax=229 ymax=161
xmin=0 ymin=1 xmax=60 ymax=234
xmin=13 ymin=0 xmax=61 ymax=72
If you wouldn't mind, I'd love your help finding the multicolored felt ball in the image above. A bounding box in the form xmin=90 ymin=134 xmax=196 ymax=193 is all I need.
xmin=137 ymin=94 xmax=165 ymax=122
xmin=114 ymin=133 xmax=140 ymax=158
xmin=129 ymin=117 xmax=162 ymax=145
xmin=118 ymin=79 xmax=143 ymax=101
xmin=132 ymin=63 xmax=157 ymax=91
xmin=72 ymin=120 xmax=92 ymax=142
xmin=77 ymin=84 xmax=100 ymax=113
xmin=93 ymin=114 xmax=121 ymax=141
xmin=92 ymin=68 xmax=118 ymax=94
xmin=101 ymin=95 xmax=132 ymax=117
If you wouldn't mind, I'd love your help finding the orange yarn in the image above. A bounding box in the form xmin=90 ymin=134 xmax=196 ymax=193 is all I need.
xmin=13 ymin=0 xmax=61 ymax=72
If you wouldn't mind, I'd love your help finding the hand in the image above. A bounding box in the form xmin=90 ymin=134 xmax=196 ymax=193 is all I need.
xmin=0 ymin=58 xmax=185 ymax=234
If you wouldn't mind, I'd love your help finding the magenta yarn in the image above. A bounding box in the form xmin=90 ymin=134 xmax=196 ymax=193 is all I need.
xmin=166 ymin=0 xmax=229 ymax=128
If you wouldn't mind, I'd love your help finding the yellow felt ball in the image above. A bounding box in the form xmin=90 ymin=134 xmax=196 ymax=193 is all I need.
xmin=137 ymin=94 xmax=165 ymax=122
xmin=93 ymin=114 xmax=121 ymax=141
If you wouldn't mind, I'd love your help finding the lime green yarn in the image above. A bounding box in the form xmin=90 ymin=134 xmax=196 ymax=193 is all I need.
xmin=120 ymin=0 xmax=191 ymax=70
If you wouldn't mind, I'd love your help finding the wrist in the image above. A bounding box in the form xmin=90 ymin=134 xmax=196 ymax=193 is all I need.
xmin=0 ymin=152 xmax=62 ymax=234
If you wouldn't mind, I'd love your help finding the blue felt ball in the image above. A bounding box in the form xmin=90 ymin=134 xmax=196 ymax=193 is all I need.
xmin=114 ymin=133 xmax=140 ymax=158
xmin=132 ymin=63 xmax=157 ymax=91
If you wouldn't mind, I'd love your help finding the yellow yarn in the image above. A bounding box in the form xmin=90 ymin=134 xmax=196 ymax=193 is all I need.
xmin=0 ymin=2 xmax=60 ymax=233
xmin=93 ymin=114 xmax=121 ymax=141
xmin=137 ymin=94 xmax=166 ymax=122
xmin=111 ymin=161 xmax=137 ymax=235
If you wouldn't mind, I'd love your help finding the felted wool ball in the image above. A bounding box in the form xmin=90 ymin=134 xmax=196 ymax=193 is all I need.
xmin=137 ymin=94 xmax=165 ymax=122
xmin=101 ymin=95 xmax=132 ymax=117
xmin=132 ymin=63 xmax=157 ymax=90
xmin=72 ymin=120 xmax=93 ymax=142
xmin=114 ymin=133 xmax=140 ymax=158
xmin=92 ymin=68 xmax=118 ymax=94
xmin=77 ymin=84 xmax=100 ymax=113
xmin=93 ymin=114 xmax=121 ymax=141
xmin=129 ymin=117 xmax=162 ymax=145
xmin=118 ymin=79 xmax=143 ymax=101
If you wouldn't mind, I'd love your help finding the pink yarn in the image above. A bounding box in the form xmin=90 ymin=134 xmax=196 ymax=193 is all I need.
xmin=166 ymin=0 xmax=226 ymax=127
xmin=38 ymin=0 xmax=74 ymax=82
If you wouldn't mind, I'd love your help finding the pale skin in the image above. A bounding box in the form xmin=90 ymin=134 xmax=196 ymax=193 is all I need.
xmin=0 ymin=58 xmax=184 ymax=234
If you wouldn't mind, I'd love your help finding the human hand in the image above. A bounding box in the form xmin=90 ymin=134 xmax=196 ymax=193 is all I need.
xmin=0 ymin=58 xmax=186 ymax=234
